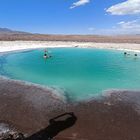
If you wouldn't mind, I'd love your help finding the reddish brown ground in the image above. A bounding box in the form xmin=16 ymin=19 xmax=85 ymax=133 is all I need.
xmin=0 ymin=34 xmax=140 ymax=43
xmin=0 ymin=78 xmax=140 ymax=140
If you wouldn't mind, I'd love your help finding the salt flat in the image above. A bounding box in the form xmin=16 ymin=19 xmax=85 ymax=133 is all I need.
xmin=0 ymin=41 xmax=140 ymax=53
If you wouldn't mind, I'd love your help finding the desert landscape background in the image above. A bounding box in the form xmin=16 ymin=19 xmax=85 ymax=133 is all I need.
xmin=0 ymin=28 xmax=140 ymax=43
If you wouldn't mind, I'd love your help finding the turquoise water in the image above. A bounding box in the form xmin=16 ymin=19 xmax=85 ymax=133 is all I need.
xmin=0 ymin=48 xmax=140 ymax=101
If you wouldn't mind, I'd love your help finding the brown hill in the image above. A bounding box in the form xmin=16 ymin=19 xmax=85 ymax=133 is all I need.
xmin=0 ymin=34 xmax=140 ymax=43
xmin=0 ymin=28 xmax=140 ymax=43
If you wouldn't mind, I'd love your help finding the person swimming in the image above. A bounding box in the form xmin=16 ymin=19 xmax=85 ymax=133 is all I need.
xmin=124 ymin=52 xmax=127 ymax=55
xmin=43 ymin=48 xmax=52 ymax=59
xmin=43 ymin=48 xmax=48 ymax=58
xmin=43 ymin=53 xmax=48 ymax=59
xmin=124 ymin=52 xmax=130 ymax=55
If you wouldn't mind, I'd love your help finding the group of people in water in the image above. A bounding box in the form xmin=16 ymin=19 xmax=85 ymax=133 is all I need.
xmin=124 ymin=52 xmax=138 ymax=57
xmin=43 ymin=48 xmax=138 ymax=59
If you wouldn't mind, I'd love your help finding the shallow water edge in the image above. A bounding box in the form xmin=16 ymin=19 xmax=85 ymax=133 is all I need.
xmin=1 ymin=47 xmax=140 ymax=101
xmin=1 ymin=77 xmax=140 ymax=139
xmin=1 ymin=76 xmax=140 ymax=107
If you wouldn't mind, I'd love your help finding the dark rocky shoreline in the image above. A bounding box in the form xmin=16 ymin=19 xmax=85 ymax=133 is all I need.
xmin=0 ymin=77 xmax=140 ymax=140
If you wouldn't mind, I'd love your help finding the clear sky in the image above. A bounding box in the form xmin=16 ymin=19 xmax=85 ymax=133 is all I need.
xmin=0 ymin=0 xmax=140 ymax=35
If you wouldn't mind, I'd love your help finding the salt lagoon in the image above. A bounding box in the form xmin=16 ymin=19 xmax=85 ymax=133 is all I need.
xmin=0 ymin=47 xmax=140 ymax=101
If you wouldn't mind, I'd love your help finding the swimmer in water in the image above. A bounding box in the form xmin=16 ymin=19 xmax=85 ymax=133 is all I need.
xmin=43 ymin=48 xmax=52 ymax=59
xmin=124 ymin=52 xmax=130 ymax=55
xmin=43 ymin=53 xmax=48 ymax=59
xmin=43 ymin=49 xmax=48 ymax=59
xmin=124 ymin=52 xmax=127 ymax=55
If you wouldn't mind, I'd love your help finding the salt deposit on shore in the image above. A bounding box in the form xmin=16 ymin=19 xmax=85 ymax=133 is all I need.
xmin=0 ymin=41 xmax=140 ymax=53
xmin=0 ymin=77 xmax=140 ymax=140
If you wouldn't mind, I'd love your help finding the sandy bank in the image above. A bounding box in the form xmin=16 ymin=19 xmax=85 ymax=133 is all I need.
xmin=0 ymin=41 xmax=140 ymax=53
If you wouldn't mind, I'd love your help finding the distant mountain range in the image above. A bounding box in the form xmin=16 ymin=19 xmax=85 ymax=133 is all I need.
xmin=0 ymin=28 xmax=30 ymax=34
xmin=0 ymin=27 xmax=140 ymax=43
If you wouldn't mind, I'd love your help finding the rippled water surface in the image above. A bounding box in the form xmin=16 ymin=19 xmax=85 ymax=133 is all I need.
xmin=0 ymin=48 xmax=140 ymax=101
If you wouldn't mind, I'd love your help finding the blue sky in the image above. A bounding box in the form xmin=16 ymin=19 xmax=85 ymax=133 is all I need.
xmin=0 ymin=0 xmax=140 ymax=34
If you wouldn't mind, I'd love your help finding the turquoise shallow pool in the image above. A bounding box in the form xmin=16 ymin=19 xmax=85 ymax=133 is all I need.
xmin=0 ymin=48 xmax=140 ymax=101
